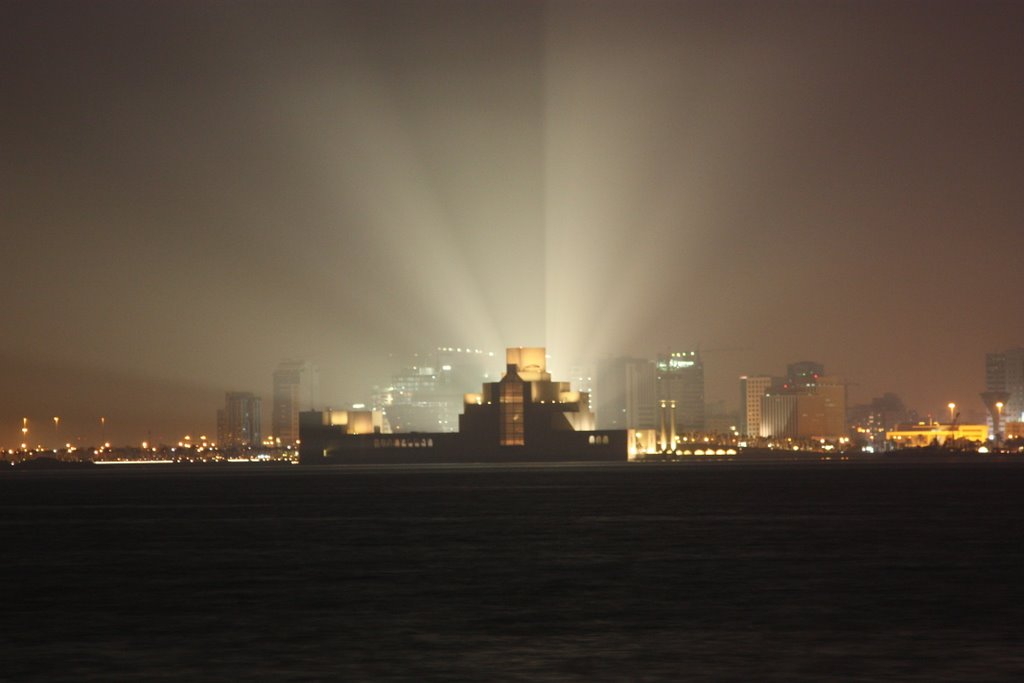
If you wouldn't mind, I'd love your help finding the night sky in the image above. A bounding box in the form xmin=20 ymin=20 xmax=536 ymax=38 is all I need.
xmin=4 ymin=1 xmax=1023 ymax=445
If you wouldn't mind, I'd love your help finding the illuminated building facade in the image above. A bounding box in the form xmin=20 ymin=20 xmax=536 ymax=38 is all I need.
xmin=886 ymin=423 xmax=989 ymax=448
xmin=216 ymin=391 xmax=262 ymax=447
xmin=656 ymin=351 xmax=705 ymax=433
xmin=985 ymin=348 xmax=1024 ymax=427
xmin=739 ymin=375 xmax=775 ymax=437
xmin=272 ymin=360 xmax=318 ymax=445
xmin=758 ymin=364 xmax=847 ymax=440
xmin=761 ymin=392 xmax=798 ymax=439
xmin=317 ymin=407 xmax=389 ymax=435
xmin=1006 ymin=422 xmax=1024 ymax=441
xmin=300 ymin=347 xmax=624 ymax=464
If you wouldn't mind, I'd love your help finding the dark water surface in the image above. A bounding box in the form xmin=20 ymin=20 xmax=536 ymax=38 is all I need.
xmin=2 ymin=462 xmax=1023 ymax=681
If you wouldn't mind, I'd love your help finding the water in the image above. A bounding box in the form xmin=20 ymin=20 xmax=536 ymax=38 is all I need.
xmin=2 ymin=461 xmax=1023 ymax=681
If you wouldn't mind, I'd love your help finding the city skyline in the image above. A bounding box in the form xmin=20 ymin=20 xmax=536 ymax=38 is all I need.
xmin=4 ymin=1 xmax=1024 ymax=444
xmin=5 ymin=343 xmax=1016 ymax=449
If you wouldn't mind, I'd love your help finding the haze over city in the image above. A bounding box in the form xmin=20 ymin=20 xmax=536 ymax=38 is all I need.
xmin=4 ymin=0 xmax=1023 ymax=446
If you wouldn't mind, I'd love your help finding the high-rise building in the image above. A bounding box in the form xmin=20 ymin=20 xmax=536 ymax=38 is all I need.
xmin=272 ymin=361 xmax=318 ymax=445
xmin=795 ymin=376 xmax=847 ymax=439
xmin=595 ymin=356 xmax=657 ymax=430
xmin=985 ymin=348 xmax=1024 ymax=426
xmin=656 ymin=350 xmax=705 ymax=433
xmin=625 ymin=360 xmax=658 ymax=430
xmin=761 ymin=392 xmax=798 ymax=439
xmin=376 ymin=346 xmax=497 ymax=433
xmin=217 ymin=391 xmax=262 ymax=447
xmin=739 ymin=375 xmax=774 ymax=437
xmin=758 ymin=362 xmax=846 ymax=440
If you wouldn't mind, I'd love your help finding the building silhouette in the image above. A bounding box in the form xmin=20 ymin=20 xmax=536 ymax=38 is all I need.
xmin=595 ymin=356 xmax=657 ymax=430
xmin=217 ymin=391 xmax=262 ymax=447
xmin=300 ymin=347 xmax=624 ymax=464
xmin=272 ymin=360 xmax=318 ymax=445
xmin=375 ymin=347 xmax=496 ymax=433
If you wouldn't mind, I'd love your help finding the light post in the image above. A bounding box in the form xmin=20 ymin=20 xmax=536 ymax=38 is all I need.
xmin=947 ymin=402 xmax=956 ymax=424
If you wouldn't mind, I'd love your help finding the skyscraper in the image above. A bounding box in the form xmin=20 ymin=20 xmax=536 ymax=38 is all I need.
xmin=217 ymin=391 xmax=262 ymax=447
xmin=625 ymin=359 xmax=658 ymax=430
xmin=656 ymin=350 xmax=705 ymax=433
xmin=595 ymin=356 xmax=657 ymax=430
xmin=986 ymin=348 xmax=1024 ymax=426
xmin=272 ymin=361 xmax=318 ymax=445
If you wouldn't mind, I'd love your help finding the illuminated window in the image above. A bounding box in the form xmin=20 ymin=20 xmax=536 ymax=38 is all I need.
xmin=499 ymin=382 xmax=525 ymax=446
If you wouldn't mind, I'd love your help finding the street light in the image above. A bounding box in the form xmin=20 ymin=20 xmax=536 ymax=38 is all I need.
xmin=947 ymin=402 xmax=956 ymax=423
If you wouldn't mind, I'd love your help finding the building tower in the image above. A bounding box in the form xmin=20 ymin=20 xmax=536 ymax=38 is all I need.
xmin=656 ymin=350 xmax=705 ymax=433
xmin=739 ymin=375 xmax=774 ymax=437
xmin=985 ymin=348 xmax=1024 ymax=429
xmin=217 ymin=391 xmax=262 ymax=447
xmin=595 ymin=357 xmax=657 ymax=430
xmin=272 ymin=361 xmax=318 ymax=445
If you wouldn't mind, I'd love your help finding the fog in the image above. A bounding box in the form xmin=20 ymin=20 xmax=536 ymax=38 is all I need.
xmin=3 ymin=1 xmax=1023 ymax=444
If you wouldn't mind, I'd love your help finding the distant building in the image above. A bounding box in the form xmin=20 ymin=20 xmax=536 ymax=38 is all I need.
xmin=567 ymin=363 xmax=595 ymax=401
xmin=886 ymin=422 xmax=988 ymax=448
xmin=761 ymin=392 xmax=798 ymax=439
xmin=787 ymin=361 xmax=825 ymax=389
xmin=705 ymin=400 xmax=739 ymax=435
xmin=758 ymin=362 xmax=846 ymax=440
xmin=656 ymin=351 xmax=705 ymax=433
xmin=849 ymin=393 xmax=911 ymax=450
xmin=739 ymin=375 xmax=775 ymax=437
xmin=300 ymin=347 xmax=624 ymax=464
xmin=626 ymin=360 xmax=658 ymax=430
xmin=595 ymin=356 xmax=657 ymax=430
xmin=376 ymin=346 xmax=497 ymax=433
xmin=1006 ymin=422 xmax=1024 ymax=441
xmin=272 ymin=360 xmax=318 ymax=445
xmin=985 ymin=348 xmax=1024 ymax=427
xmin=794 ymin=376 xmax=847 ymax=439
xmin=217 ymin=391 xmax=262 ymax=447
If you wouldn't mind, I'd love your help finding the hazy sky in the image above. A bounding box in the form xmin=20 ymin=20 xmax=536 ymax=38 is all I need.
xmin=3 ymin=1 xmax=1023 ymax=445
